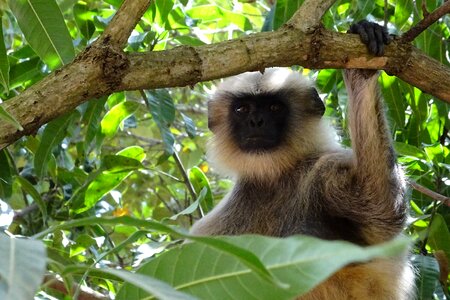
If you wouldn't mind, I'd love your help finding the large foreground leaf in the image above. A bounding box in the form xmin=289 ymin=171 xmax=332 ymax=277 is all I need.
xmin=117 ymin=235 xmax=409 ymax=300
xmin=0 ymin=234 xmax=47 ymax=300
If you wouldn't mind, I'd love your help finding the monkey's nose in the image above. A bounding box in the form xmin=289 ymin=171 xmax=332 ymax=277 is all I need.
xmin=249 ymin=117 xmax=264 ymax=128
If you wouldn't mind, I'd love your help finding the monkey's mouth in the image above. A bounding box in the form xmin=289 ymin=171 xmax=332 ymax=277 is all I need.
xmin=240 ymin=136 xmax=278 ymax=152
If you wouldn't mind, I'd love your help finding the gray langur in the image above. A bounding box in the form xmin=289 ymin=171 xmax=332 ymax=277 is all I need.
xmin=190 ymin=21 xmax=415 ymax=299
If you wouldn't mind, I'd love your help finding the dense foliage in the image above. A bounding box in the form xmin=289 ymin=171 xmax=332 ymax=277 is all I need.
xmin=0 ymin=0 xmax=449 ymax=299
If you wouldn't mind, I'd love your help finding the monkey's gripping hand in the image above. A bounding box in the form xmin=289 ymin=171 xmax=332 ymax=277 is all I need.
xmin=349 ymin=20 xmax=391 ymax=57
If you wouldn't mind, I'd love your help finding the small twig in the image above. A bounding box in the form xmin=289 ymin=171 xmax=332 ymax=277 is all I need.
xmin=422 ymin=1 xmax=430 ymax=18
xmin=125 ymin=131 xmax=162 ymax=146
xmin=42 ymin=275 xmax=108 ymax=300
xmin=172 ymin=151 xmax=197 ymax=202
xmin=384 ymin=0 xmax=388 ymax=28
xmin=408 ymin=179 xmax=450 ymax=207
xmin=402 ymin=1 xmax=450 ymax=42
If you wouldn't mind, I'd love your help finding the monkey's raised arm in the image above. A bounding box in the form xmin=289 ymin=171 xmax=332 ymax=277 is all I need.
xmin=341 ymin=22 xmax=406 ymax=241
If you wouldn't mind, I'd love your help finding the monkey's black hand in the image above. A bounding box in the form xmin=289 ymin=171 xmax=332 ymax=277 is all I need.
xmin=349 ymin=20 xmax=390 ymax=56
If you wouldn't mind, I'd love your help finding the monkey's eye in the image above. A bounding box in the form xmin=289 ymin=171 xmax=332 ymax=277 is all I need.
xmin=235 ymin=104 xmax=249 ymax=114
xmin=270 ymin=103 xmax=281 ymax=112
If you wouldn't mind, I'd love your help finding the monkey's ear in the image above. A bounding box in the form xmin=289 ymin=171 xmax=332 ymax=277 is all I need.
xmin=310 ymin=88 xmax=325 ymax=116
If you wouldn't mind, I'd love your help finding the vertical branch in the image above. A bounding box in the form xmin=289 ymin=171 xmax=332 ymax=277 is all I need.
xmin=98 ymin=0 xmax=152 ymax=48
xmin=286 ymin=0 xmax=337 ymax=32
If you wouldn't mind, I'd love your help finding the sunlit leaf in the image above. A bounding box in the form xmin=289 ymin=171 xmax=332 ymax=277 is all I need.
xmin=394 ymin=0 xmax=413 ymax=29
xmin=101 ymin=101 xmax=140 ymax=138
xmin=188 ymin=167 xmax=213 ymax=212
xmin=394 ymin=142 xmax=426 ymax=159
xmin=73 ymin=3 xmax=96 ymax=40
xmin=80 ymin=147 xmax=146 ymax=213
xmin=8 ymin=0 xmax=75 ymax=69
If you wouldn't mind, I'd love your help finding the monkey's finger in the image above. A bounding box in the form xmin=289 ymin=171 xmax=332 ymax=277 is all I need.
xmin=382 ymin=29 xmax=391 ymax=45
xmin=361 ymin=22 xmax=378 ymax=56
xmin=374 ymin=27 xmax=385 ymax=56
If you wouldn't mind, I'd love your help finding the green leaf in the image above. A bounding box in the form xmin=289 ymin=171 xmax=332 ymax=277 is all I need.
xmin=80 ymin=147 xmax=146 ymax=213
xmin=63 ymin=266 xmax=197 ymax=300
xmin=316 ymin=69 xmax=340 ymax=93
xmin=181 ymin=113 xmax=196 ymax=138
xmin=34 ymin=112 xmax=77 ymax=178
xmin=117 ymin=145 xmax=146 ymax=161
xmin=9 ymin=57 xmax=42 ymax=90
xmin=411 ymin=255 xmax=440 ymax=300
xmin=353 ymin=0 xmax=375 ymax=20
xmin=117 ymin=235 xmax=410 ymax=300
xmin=146 ymin=90 xmax=176 ymax=154
xmin=273 ymin=0 xmax=304 ymax=30
xmin=423 ymin=214 xmax=450 ymax=261
xmin=82 ymin=97 xmax=107 ymax=151
xmin=188 ymin=167 xmax=213 ymax=212
xmin=0 ymin=149 xmax=13 ymax=199
xmin=16 ymin=176 xmax=47 ymax=221
xmin=393 ymin=142 xmax=426 ymax=159
xmin=186 ymin=5 xmax=252 ymax=31
xmin=155 ymin=0 xmax=175 ymax=30
xmin=101 ymin=101 xmax=140 ymax=138
xmin=170 ymin=188 xmax=207 ymax=220
xmin=147 ymin=89 xmax=175 ymax=125
xmin=0 ymin=234 xmax=47 ymax=300
xmin=73 ymin=3 xmax=96 ymax=40
xmin=0 ymin=105 xmax=23 ymax=131
xmin=0 ymin=21 xmax=10 ymax=91
xmin=8 ymin=0 xmax=75 ymax=69
xmin=394 ymin=0 xmax=413 ymax=30
xmin=33 ymin=216 xmax=277 ymax=287
xmin=102 ymin=155 xmax=144 ymax=173
xmin=380 ymin=74 xmax=407 ymax=130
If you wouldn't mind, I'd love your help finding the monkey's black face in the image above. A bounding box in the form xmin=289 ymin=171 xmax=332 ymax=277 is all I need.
xmin=228 ymin=93 xmax=289 ymax=153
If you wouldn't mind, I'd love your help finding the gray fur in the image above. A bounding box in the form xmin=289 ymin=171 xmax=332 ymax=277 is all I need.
xmin=191 ymin=68 xmax=415 ymax=299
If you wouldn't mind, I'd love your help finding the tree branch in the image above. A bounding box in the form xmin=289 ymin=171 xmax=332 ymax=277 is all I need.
xmin=0 ymin=2 xmax=450 ymax=150
xmin=286 ymin=0 xmax=337 ymax=32
xmin=99 ymin=0 xmax=152 ymax=48
xmin=401 ymin=1 xmax=450 ymax=42
xmin=408 ymin=180 xmax=450 ymax=207
xmin=43 ymin=275 xmax=108 ymax=300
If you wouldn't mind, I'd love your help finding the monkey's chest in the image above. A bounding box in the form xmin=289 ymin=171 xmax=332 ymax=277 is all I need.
xmin=222 ymin=189 xmax=364 ymax=244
